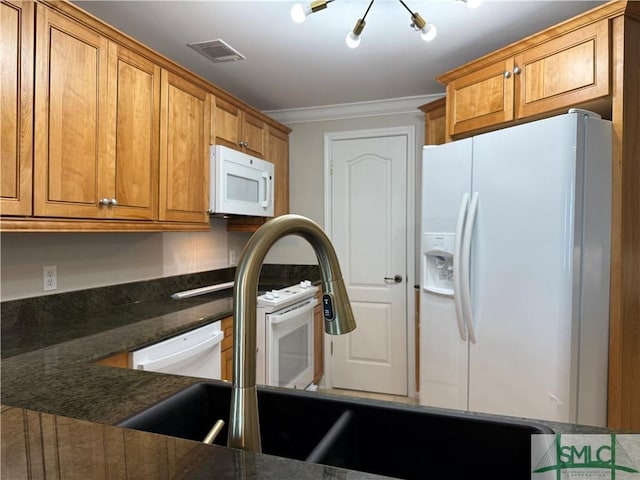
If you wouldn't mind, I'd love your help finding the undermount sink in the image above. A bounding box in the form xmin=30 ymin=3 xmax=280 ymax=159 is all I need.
xmin=117 ymin=381 xmax=553 ymax=480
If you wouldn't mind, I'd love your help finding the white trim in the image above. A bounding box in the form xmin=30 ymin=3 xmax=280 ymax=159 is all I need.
xmin=265 ymin=94 xmax=444 ymax=124
xmin=322 ymin=126 xmax=417 ymax=399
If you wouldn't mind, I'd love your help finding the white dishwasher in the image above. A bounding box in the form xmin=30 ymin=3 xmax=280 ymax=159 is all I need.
xmin=131 ymin=320 xmax=223 ymax=380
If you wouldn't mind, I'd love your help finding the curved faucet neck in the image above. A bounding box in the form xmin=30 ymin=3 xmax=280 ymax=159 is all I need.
xmin=227 ymin=214 xmax=356 ymax=452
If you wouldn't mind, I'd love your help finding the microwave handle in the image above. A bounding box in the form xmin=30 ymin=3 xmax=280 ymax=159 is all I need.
xmin=262 ymin=171 xmax=271 ymax=208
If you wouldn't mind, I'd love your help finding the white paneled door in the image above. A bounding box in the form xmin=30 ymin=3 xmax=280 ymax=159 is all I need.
xmin=327 ymin=129 xmax=409 ymax=395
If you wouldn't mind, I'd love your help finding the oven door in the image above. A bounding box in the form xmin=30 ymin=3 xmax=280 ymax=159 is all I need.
xmin=265 ymin=297 xmax=316 ymax=389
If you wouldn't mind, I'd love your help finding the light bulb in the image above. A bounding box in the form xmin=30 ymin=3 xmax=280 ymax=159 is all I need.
xmin=420 ymin=23 xmax=437 ymax=42
xmin=345 ymin=31 xmax=361 ymax=48
xmin=290 ymin=3 xmax=309 ymax=23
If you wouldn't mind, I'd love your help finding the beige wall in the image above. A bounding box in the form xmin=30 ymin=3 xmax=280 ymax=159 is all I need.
xmin=0 ymin=218 xmax=251 ymax=301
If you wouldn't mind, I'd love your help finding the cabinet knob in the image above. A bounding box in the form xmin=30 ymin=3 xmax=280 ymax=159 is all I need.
xmin=110 ymin=198 xmax=118 ymax=206
xmin=504 ymin=71 xmax=511 ymax=78
xmin=513 ymin=66 xmax=521 ymax=75
xmin=99 ymin=198 xmax=118 ymax=206
xmin=239 ymin=141 xmax=249 ymax=148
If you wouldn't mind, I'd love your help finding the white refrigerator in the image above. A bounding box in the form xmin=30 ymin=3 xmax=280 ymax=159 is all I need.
xmin=418 ymin=110 xmax=611 ymax=427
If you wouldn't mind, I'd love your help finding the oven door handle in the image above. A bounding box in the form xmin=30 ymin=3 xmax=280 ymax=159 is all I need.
xmin=268 ymin=298 xmax=317 ymax=325
xmin=134 ymin=331 xmax=223 ymax=371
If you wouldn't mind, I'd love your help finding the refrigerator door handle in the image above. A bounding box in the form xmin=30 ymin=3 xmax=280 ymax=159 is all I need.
xmin=453 ymin=193 xmax=469 ymax=341
xmin=461 ymin=192 xmax=479 ymax=343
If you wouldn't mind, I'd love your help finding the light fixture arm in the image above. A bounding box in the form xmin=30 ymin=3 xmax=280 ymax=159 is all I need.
xmin=397 ymin=0 xmax=426 ymax=29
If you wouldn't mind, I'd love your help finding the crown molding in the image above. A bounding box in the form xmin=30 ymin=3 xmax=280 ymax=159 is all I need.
xmin=264 ymin=94 xmax=445 ymax=125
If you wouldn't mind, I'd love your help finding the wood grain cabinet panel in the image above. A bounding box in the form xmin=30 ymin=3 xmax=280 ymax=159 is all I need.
xmin=159 ymin=69 xmax=210 ymax=223
xmin=33 ymin=5 xmax=162 ymax=221
xmin=1 ymin=0 xmax=33 ymax=216
xmin=105 ymin=42 xmax=160 ymax=220
xmin=443 ymin=19 xmax=609 ymax=137
xmin=33 ymin=5 xmax=109 ymax=219
xmin=515 ymin=19 xmax=609 ymax=118
xmin=418 ymin=97 xmax=447 ymax=145
xmin=267 ymin=126 xmax=290 ymax=218
xmin=211 ymin=95 xmax=266 ymax=158
xmin=447 ymin=58 xmax=515 ymax=136
xmin=221 ymin=315 xmax=233 ymax=381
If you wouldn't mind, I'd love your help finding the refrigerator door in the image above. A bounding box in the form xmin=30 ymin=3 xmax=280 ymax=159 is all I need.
xmin=467 ymin=114 xmax=581 ymax=423
xmin=419 ymin=140 xmax=472 ymax=409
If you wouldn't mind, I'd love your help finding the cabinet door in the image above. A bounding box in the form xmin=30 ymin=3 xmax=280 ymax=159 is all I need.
xmin=241 ymin=111 xmax=266 ymax=158
xmin=221 ymin=316 xmax=233 ymax=381
xmin=159 ymin=70 xmax=210 ymax=223
xmin=34 ymin=5 xmax=109 ymax=218
xmin=515 ymin=19 xmax=609 ymax=119
xmin=104 ymin=42 xmax=160 ymax=220
xmin=267 ymin=126 xmax=289 ymax=217
xmin=446 ymin=58 xmax=514 ymax=136
xmin=1 ymin=0 xmax=33 ymax=216
xmin=211 ymin=96 xmax=242 ymax=150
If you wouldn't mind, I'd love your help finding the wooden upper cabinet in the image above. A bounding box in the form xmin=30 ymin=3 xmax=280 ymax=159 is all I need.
xmin=32 ymin=5 xmax=161 ymax=221
xmin=418 ymin=97 xmax=447 ymax=145
xmin=267 ymin=126 xmax=290 ymax=217
xmin=1 ymin=0 xmax=33 ymax=216
xmin=446 ymin=58 xmax=514 ymax=136
xmin=33 ymin=5 xmax=109 ymax=219
xmin=104 ymin=42 xmax=160 ymax=220
xmin=515 ymin=19 xmax=609 ymax=119
xmin=159 ymin=70 xmax=210 ymax=223
xmin=211 ymin=96 xmax=266 ymax=158
xmin=442 ymin=18 xmax=610 ymax=137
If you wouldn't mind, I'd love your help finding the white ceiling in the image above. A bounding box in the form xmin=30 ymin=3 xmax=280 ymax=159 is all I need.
xmin=72 ymin=0 xmax=607 ymax=113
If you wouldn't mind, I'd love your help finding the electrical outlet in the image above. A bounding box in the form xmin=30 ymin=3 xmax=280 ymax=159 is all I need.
xmin=43 ymin=265 xmax=57 ymax=291
xmin=229 ymin=250 xmax=237 ymax=266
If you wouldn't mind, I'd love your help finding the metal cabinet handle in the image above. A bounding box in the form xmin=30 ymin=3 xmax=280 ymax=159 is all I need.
xmin=239 ymin=141 xmax=249 ymax=148
xmin=384 ymin=274 xmax=403 ymax=283
xmin=513 ymin=66 xmax=521 ymax=75
xmin=504 ymin=70 xmax=511 ymax=78
xmin=99 ymin=198 xmax=118 ymax=206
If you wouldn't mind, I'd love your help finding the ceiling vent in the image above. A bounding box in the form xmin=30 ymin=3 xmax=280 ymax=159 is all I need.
xmin=187 ymin=39 xmax=246 ymax=63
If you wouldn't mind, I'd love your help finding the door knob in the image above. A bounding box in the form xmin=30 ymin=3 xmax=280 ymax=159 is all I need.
xmin=384 ymin=274 xmax=403 ymax=283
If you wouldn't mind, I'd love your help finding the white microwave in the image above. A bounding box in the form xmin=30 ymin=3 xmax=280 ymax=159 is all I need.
xmin=209 ymin=145 xmax=274 ymax=217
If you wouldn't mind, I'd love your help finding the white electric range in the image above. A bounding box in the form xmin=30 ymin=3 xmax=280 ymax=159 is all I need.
xmin=256 ymin=280 xmax=319 ymax=390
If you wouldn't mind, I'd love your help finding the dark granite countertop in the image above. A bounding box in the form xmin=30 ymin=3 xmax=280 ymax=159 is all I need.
xmin=0 ymin=266 xmax=622 ymax=479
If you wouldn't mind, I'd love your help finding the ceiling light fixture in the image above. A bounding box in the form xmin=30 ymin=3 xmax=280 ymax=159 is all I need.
xmin=345 ymin=0 xmax=373 ymax=48
xmin=290 ymin=0 xmax=335 ymax=23
xmin=290 ymin=0 xmax=476 ymax=48
xmin=398 ymin=0 xmax=437 ymax=42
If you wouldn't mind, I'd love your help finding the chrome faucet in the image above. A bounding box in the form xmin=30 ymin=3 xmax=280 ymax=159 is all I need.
xmin=227 ymin=214 xmax=357 ymax=453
